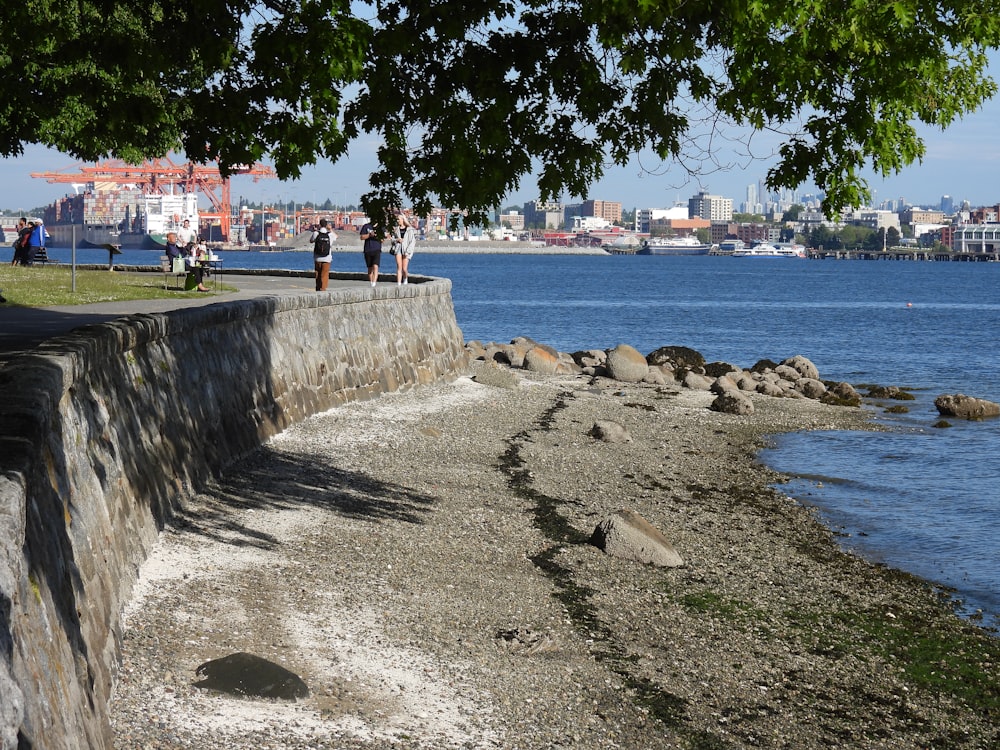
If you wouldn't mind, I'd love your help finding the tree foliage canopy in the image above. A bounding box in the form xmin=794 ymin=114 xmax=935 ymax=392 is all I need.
xmin=2 ymin=0 xmax=999 ymax=223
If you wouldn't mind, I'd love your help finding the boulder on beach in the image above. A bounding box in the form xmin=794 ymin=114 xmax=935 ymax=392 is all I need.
xmin=605 ymin=344 xmax=649 ymax=383
xmin=571 ymin=349 xmax=606 ymax=368
xmin=704 ymin=361 xmax=741 ymax=378
xmin=683 ymin=371 xmax=714 ymax=391
xmin=781 ymin=355 xmax=820 ymax=380
xmin=589 ymin=510 xmax=684 ymax=567
xmin=590 ymin=420 xmax=632 ymax=443
xmin=523 ymin=346 xmax=559 ymax=374
xmin=822 ymin=381 xmax=862 ymax=407
xmin=472 ymin=362 xmax=520 ymax=389
xmin=934 ymin=393 xmax=1000 ymax=420
xmin=710 ymin=374 xmax=739 ymax=394
xmin=710 ymin=391 xmax=755 ymax=415
xmin=756 ymin=381 xmax=784 ymax=398
xmin=194 ymin=652 xmax=309 ymax=699
xmin=487 ymin=344 xmax=522 ymax=367
xmin=795 ymin=378 xmax=828 ymax=399
xmin=646 ymin=345 xmax=705 ymax=371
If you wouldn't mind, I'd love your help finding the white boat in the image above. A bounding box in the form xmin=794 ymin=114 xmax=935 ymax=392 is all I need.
xmin=637 ymin=235 xmax=714 ymax=255
xmin=732 ymin=243 xmax=804 ymax=258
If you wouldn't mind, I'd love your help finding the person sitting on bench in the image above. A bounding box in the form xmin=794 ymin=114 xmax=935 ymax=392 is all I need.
xmin=183 ymin=241 xmax=211 ymax=292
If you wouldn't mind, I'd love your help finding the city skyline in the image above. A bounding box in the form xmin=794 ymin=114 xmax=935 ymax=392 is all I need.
xmin=2 ymin=74 xmax=999 ymax=215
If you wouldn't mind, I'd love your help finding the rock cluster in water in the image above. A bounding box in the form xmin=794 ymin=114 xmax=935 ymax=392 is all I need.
xmin=934 ymin=393 xmax=1000 ymax=420
xmin=466 ymin=338 xmax=862 ymax=415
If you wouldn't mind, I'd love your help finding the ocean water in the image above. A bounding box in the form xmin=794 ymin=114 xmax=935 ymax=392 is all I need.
xmin=42 ymin=247 xmax=1000 ymax=628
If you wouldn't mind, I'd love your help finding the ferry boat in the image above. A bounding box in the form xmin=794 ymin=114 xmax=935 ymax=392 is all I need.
xmin=637 ymin=236 xmax=714 ymax=255
xmin=731 ymin=242 xmax=805 ymax=258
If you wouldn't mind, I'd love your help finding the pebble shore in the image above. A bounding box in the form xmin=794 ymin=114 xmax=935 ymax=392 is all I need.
xmin=110 ymin=362 xmax=999 ymax=749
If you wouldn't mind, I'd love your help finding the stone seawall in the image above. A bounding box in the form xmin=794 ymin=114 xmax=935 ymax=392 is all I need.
xmin=0 ymin=278 xmax=468 ymax=750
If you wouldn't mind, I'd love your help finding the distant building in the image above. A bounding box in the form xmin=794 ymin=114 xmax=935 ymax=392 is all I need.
xmin=742 ymin=183 xmax=761 ymax=215
xmin=944 ymin=223 xmax=1000 ymax=253
xmin=688 ymin=191 xmax=733 ymax=222
xmin=721 ymin=222 xmax=781 ymax=245
xmin=901 ymin=208 xmax=946 ymax=225
xmin=572 ymin=215 xmax=613 ymax=231
xmin=940 ymin=195 xmax=954 ymax=214
xmin=582 ymin=199 xmax=622 ymax=225
xmin=500 ymin=211 xmax=525 ymax=231
xmin=636 ymin=205 xmax=688 ymax=233
xmin=967 ymin=205 xmax=1000 ymax=223
xmin=847 ymin=209 xmax=901 ymax=233
xmin=522 ymin=200 xmax=564 ymax=229
xmin=648 ymin=216 xmax=710 ymax=238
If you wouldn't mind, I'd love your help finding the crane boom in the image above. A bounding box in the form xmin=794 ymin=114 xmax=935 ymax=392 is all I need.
xmin=31 ymin=157 xmax=276 ymax=241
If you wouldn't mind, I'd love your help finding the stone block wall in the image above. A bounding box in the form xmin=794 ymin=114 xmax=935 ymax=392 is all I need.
xmin=0 ymin=279 xmax=468 ymax=750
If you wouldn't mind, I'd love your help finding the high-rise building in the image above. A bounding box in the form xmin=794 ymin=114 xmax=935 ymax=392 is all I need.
xmin=941 ymin=195 xmax=954 ymax=214
xmin=688 ymin=191 xmax=733 ymax=222
xmin=742 ymin=183 xmax=759 ymax=214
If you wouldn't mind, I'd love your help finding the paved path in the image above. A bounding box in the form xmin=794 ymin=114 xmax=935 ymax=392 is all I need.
xmin=0 ymin=272 xmax=379 ymax=364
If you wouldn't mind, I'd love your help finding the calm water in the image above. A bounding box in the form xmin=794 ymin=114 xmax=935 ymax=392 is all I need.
xmin=45 ymin=247 xmax=1000 ymax=628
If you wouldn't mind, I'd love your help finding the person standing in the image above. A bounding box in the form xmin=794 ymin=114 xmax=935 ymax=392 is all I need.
xmin=177 ymin=219 xmax=197 ymax=246
xmin=10 ymin=217 xmax=29 ymax=266
xmin=391 ymin=212 xmax=416 ymax=285
xmin=24 ymin=219 xmax=48 ymax=266
xmin=310 ymin=218 xmax=334 ymax=291
xmin=360 ymin=220 xmax=383 ymax=288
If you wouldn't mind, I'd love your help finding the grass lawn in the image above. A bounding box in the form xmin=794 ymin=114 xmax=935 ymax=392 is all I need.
xmin=0 ymin=265 xmax=234 ymax=306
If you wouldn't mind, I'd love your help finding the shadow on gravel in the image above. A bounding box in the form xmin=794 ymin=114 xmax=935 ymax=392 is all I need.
xmin=167 ymin=449 xmax=436 ymax=549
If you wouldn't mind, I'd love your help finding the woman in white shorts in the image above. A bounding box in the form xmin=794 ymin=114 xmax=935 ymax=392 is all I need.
xmin=392 ymin=212 xmax=416 ymax=285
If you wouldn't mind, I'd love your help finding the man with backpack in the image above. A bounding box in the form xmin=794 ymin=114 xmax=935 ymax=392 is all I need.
xmin=310 ymin=218 xmax=334 ymax=291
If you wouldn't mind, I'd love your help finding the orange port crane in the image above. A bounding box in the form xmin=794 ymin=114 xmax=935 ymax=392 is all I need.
xmin=31 ymin=157 xmax=276 ymax=241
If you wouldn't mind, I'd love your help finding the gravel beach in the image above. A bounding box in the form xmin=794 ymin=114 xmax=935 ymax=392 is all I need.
xmin=110 ymin=362 xmax=999 ymax=749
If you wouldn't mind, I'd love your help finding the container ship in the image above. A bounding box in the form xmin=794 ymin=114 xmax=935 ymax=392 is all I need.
xmin=43 ymin=186 xmax=199 ymax=249
xmin=31 ymin=158 xmax=280 ymax=248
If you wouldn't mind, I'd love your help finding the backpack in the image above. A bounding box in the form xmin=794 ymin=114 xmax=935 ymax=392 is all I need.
xmin=313 ymin=230 xmax=331 ymax=256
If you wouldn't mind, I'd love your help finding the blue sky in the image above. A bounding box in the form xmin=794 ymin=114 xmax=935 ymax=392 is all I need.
xmin=2 ymin=86 xmax=999 ymax=214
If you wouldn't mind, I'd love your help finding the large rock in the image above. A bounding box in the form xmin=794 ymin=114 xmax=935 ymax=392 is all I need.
xmin=487 ymin=344 xmax=522 ymax=367
xmin=780 ymin=355 xmax=820 ymax=380
xmin=710 ymin=391 xmax=755 ymax=415
xmin=589 ymin=420 xmax=632 ymax=443
xmin=571 ymin=349 xmax=606 ymax=368
xmin=605 ymin=344 xmax=649 ymax=383
xmin=641 ymin=367 xmax=670 ymax=385
xmin=756 ymin=381 xmax=784 ymax=398
xmin=822 ymin=381 xmax=862 ymax=407
xmin=774 ymin=364 xmax=802 ymax=382
xmin=704 ymin=361 xmax=741 ymax=378
xmin=646 ymin=345 xmax=705 ymax=370
xmin=472 ymin=362 xmax=520 ymax=389
xmin=710 ymin=374 xmax=739 ymax=394
xmin=523 ymin=346 xmax=559 ymax=374
xmin=934 ymin=394 xmax=1000 ymax=420
xmin=589 ymin=510 xmax=684 ymax=567
xmin=795 ymin=378 xmax=827 ymax=399
xmin=683 ymin=371 xmax=714 ymax=390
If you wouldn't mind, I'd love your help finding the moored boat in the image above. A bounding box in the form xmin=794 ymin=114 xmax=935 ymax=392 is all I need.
xmin=731 ymin=242 xmax=804 ymax=258
xmin=637 ymin=236 xmax=714 ymax=255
